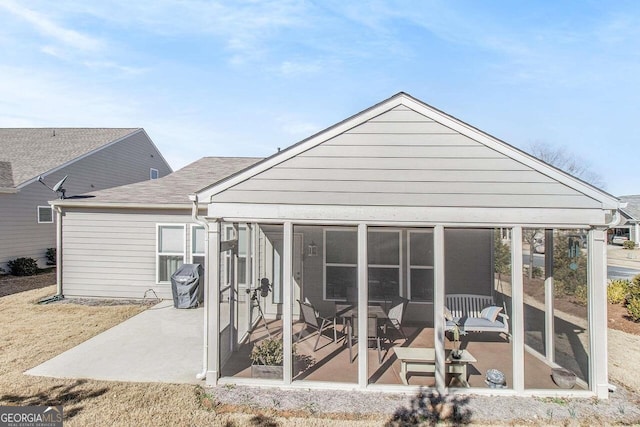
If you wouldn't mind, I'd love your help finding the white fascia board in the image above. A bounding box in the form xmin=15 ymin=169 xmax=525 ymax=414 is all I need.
xmin=49 ymin=200 xmax=193 ymax=211
xmin=399 ymin=95 xmax=620 ymax=210
xmin=207 ymin=202 xmax=606 ymax=227
xmin=16 ymin=128 xmax=147 ymax=189
xmin=195 ymin=95 xmax=407 ymax=202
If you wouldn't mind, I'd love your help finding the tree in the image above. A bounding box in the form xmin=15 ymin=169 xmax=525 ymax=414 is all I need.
xmin=528 ymin=142 xmax=606 ymax=189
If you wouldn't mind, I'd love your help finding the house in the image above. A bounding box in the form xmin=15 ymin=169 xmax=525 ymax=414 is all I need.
xmin=0 ymin=128 xmax=172 ymax=271
xmin=617 ymin=195 xmax=640 ymax=244
xmin=50 ymin=157 xmax=261 ymax=299
xmin=191 ymin=93 xmax=622 ymax=398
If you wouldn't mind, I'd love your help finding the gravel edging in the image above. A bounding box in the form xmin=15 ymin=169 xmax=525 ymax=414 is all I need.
xmin=207 ymin=383 xmax=640 ymax=425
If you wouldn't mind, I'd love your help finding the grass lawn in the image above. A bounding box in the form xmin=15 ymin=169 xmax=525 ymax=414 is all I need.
xmin=0 ymin=277 xmax=380 ymax=426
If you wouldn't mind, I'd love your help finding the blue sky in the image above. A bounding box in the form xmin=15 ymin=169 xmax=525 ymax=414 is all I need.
xmin=0 ymin=0 xmax=638 ymax=196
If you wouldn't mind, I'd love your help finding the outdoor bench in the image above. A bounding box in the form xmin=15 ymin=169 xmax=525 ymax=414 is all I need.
xmin=444 ymin=293 xmax=509 ymax=336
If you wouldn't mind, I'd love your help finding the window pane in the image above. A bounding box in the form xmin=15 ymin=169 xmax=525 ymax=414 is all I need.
xmin=410 ymin=232 xmax=433 ymax=266
xmin=368 ymin=267 xmax=400 ymax=301
xmin=192 ymin=226 xmax=205 ymax=254
xmin=38 ymin=206 xmax=53 ymax=223
xmin=326 ymin=230 xmax=357 ymax=264
xmin=159 ymin=255 xmax=183 ymax=282
xmin=368 ymin=231 xmax=399 ymax=265
xmin=410 ymin=269 xmax=433 ymax=302
xmin=326 ymin=266 xmax=357 ymax=300
xmin=160 ymin=226 xmax=184 ymax=253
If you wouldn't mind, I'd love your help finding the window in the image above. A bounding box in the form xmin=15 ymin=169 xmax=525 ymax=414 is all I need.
xmin=191 ymin=225 xmax=205 ymax=268
xmin=408 ymin=230 xmax=434 ymax=302
xmin=324 ymin=228 xmax=357 ymax=301
xmin=157 ymin=224 xmax=186 ymax=283
xmin=368 ymin=229 xmax=401 ymax=301
xmin=37 ymin=206 xmax=53 ymax=223
xmin=150 ymin=168 xmax=159 ymax=180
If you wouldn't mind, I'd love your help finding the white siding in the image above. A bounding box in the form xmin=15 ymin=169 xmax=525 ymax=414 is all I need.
xmin=0 ymin=131 xmax=171 ymax=269
xmin=211 ymin=106 xmax=601 ymax=213
xmin=61 ymin=209 xmax=194 ymax=299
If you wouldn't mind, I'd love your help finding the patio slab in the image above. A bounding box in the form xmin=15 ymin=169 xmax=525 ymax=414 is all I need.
xmin=26 ymin=300 xmax=204 ymax=384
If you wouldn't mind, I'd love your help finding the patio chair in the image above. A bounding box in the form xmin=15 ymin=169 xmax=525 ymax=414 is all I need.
xmin=296 ymin=300 xmax=337 ymax=351
xmin=348 ymin=314 xmax=383 ymax=364
xmin=383 ymin=297 xmax=408 ymax=340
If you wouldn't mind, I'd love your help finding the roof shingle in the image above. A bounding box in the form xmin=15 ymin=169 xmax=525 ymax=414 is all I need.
xmin=60 ymin=156 xmax=262 ymax=206
xmin=0 ymin=128 xmax=140 ymax=187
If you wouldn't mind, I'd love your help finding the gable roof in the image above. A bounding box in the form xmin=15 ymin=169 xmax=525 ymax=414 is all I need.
xmin=196 ymin=92 xmax=620 ymax=211
xmin=620 ymin=195 xmax=640 ymax=222
xmin=0 ymin=128 xmax=141 ymax=188
xmin=53 ymin=157 xmax=262 ymax=208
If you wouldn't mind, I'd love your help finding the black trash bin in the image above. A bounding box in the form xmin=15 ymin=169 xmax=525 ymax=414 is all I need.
xmin=170 ymin=264 xmax=203 ymax=308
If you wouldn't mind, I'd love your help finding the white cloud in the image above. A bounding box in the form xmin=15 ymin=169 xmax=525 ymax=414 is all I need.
xmin=0 ymin=0 xmax=102 ymax=51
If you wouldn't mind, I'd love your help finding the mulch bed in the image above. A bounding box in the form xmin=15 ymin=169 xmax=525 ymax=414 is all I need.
xmin=0 ymin=270 xmax=56 ymax=298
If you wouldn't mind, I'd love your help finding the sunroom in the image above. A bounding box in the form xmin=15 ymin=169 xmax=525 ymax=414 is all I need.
xmin=194 ymin=93 xmax=621 ymax=397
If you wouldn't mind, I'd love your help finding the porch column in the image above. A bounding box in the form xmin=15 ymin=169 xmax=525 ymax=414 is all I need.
xmin=588 ymin=228 xmax=609 ymax=398
xmin=433 ymin=225 xmax=445 ymax=393
xmin=635 ymin=223 xmax=640 ymax=245
xmin=544 ymin=229 xmax=555 ymax=363
xmin=206 ymin=220 xmax=221 ymax=385
xmin=511 ymin=226 xmax=525 ymax=392
xmin=283 ymin=222 xmax=294 ymax=385
xmin=357 ymin=223 xmax=368 ymax=388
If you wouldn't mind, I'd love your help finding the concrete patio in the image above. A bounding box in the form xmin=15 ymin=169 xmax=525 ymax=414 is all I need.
xmin=26 ymin=300 xmax=204 ymax=384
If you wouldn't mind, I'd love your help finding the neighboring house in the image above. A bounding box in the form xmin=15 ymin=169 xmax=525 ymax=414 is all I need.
xmin=0 ymin=128 xmax=172 ymax=271
xmin=51 ymin=157 xmax=261 ymax=299
xmin=617 ymin=195 xmax=640 ymax=244
xmin=192 ymin=93 xmax=621 ymax=398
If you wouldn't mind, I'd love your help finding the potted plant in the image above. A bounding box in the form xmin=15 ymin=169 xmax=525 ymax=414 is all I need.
xmin=250 ymin=338 xmax=294 ymax=379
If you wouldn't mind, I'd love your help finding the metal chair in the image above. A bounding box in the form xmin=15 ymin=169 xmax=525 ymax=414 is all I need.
xmin=296 ymin=299 xmax=337 ymax=351
xmin=384 ymin=297 xmax=408 ymax=340
xmin=348 ymin=314 xmax=383 ymax=364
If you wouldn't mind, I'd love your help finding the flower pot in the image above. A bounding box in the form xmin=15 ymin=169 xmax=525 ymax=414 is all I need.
xmin=251 ymin=364 xmax=283 ymax=379
xmin=551 ymin=368 xmax=576 ymax=389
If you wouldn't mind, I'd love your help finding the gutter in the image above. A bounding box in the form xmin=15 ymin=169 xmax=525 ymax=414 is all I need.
xmin=190 ymin=194 xmax=209 ymax=381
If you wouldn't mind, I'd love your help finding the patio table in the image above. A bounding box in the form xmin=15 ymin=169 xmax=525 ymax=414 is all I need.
xmin=393 ymin=347 xmax=477 ymax=387
xmin=335 ymin=304 xmax=389 ymax=363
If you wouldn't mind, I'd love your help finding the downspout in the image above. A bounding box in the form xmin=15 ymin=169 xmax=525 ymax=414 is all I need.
xmin=54 ymin=205 xmax=63 ymax=296
xmin=191 ymin=194 xmax=209 ymax=381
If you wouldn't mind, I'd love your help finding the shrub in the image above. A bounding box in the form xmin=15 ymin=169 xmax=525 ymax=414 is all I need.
xmin=623 ymin=240 xmax=637 ymax=250
xmin=573 ymin=284 xmax=588 ymax=306
xmin=608 ymin=279 xmax=631 ymax=304
xmin=626 ymin=296 xmax=640 ymax=322
xmin=7 ymin=257 xmax=39 ymax=276
xmin=46 ymin=248 xmax=56 ymax=265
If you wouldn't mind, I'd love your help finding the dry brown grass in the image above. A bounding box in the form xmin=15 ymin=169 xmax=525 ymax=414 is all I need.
xmin=0 ymin=280 xmax=382 ymax=426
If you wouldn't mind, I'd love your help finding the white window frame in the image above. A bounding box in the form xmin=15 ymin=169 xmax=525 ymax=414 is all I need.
xmin=407 ymin=229 xmax=435 ymax=303
xmin=37 ymin=206 xmax=54 ymax=224
xmin=156 ymin=223 xmax=186 ymax=284
xmin=190 ymin=224 xmax=205 ymax=264
xmin=150 ymin=168 xmax=159 ymax=180
xmin=323 ymin=227 xmax=358 ymax=301
xmin=367 ymin=229 xmax=402 ymax=303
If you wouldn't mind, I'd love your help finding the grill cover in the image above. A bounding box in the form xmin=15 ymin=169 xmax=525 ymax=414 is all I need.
xmin=170 ymin=264 xmax=203 ymax=308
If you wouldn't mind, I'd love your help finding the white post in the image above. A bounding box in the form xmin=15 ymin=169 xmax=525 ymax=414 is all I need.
xmin=544 ymin=229 xmax=555 ymax=363
xmin=357 ymin=223 xmax=368 ymax=388
xmin=511 ymin=226 xmax=525 ymax=392
xmin=283 ymin=222 xmax=293 ymax=384
xmin=635 ymin=223 xmax=640 ymax=245
xmin=434 ymin=225 xmax=445 ymax=393
xmin=589 ymin=228 xmax=609 ymax=398
xmin=206 ymin=220 xmax=221 ymax=385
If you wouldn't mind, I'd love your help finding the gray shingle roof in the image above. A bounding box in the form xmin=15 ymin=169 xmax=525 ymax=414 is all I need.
xmin=620 ymin=195 xmax=640 ymax=221
xmin=0 ymin=161 xmax=14 ymax=187
xmin=60 ymin=156 xmax=262 ymax=206
xmin=0 ymin=128 xmax=140 ymax=187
